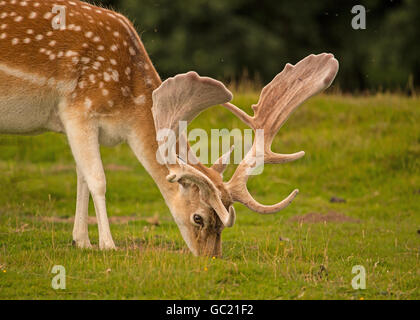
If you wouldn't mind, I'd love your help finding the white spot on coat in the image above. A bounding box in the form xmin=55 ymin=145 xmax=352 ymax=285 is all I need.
xmin=84 ymin=98 xmax=92 ymax=109
xmin=134 ymin=95 xmax=146 ymax=105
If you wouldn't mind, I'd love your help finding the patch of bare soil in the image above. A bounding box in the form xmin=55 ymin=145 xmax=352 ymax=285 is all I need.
xmin=104 ymin=164 xmax=132 ymax=172
xmin=330 ymin=196 xmax=346 ymax=203
xmin=288 ymin=211 xmax=360 ymax=224
xmin=49 ymin=164 xmax=132 ymax=173
xmin=49 ymin=164 xmax=74 ymax=173
xmin=39 ymin=215 xmax=161 ymax=225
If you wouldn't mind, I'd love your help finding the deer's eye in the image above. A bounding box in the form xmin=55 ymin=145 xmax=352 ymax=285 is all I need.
xmin=193 ymin=214 xmax=204 ymax=226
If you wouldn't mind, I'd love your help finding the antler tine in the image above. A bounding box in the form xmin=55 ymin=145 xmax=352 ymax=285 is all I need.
xmin=211 ymin=145 xmax=235 ymax=174
xmin=226 ymin=146 xmax=300 ymax=214
xmin=225 ymin=53 xmax=339 ymax=214
xmin=222 ymin=102 xmax=254 ymax=128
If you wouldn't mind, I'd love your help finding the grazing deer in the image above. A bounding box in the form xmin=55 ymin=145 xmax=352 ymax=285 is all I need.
xmin=0 ymin=0 xmax=339 ymax=256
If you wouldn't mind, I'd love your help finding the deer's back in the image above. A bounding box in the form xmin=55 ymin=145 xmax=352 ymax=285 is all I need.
xmin=0 ymin=0 xmax=160 ymax=134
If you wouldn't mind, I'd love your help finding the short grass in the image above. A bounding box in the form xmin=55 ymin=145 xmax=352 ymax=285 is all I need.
xmin=0 ymin=93 xmax=419 ymax=299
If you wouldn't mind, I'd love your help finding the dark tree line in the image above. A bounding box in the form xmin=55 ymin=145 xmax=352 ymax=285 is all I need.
xmin=87 ymin=0 xmax=419 ymax=92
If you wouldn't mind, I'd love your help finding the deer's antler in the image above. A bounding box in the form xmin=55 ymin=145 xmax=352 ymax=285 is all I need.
xmin=152 ymin=71 xmax=232 ymax=166
xmin=224 ymin=53 xmax=339 ymax=214
xmin=152 ymin=54 xmax=338 ymax=222
xmin=151 ymin=71 xmax=235 ymax=226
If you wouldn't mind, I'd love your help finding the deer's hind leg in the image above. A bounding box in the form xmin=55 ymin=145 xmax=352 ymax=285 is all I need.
xmin=59 ymin=102 xmax=116 ymax=250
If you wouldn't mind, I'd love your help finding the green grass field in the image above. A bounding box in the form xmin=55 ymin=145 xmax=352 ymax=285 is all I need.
xmin=0 ymin=93 xmax=419 ymax=299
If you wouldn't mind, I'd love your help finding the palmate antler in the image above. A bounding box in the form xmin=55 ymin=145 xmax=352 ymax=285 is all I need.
xmin=152 ymin=71 xmax=233 ymax=166
xmin=151 ymin=53 xmax=339 ymax=225
xmin=152 ymin=71 xmax=236 ymax=226
xmin=223 ymin=53 xmax=339 ymax=213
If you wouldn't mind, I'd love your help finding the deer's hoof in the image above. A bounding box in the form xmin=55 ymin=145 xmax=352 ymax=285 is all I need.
xmin=72 ymin=238 xmax=93 ymax=249
xmin=99 ymin=240 xmax=117 ymax=250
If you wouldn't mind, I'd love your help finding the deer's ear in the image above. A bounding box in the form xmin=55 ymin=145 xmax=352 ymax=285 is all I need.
xmin=166 ymin=162 xmax=234 ymax=227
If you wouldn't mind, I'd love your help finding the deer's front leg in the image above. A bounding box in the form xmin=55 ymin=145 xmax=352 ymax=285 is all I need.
xmin=61 ymin=110 xmax=116 ymax=250
xmin=72 ymin=166 xmax=92 ymax=249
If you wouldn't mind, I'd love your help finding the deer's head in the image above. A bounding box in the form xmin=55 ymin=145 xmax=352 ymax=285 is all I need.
xmin=152 ymin=53 xmax=339 ymax=256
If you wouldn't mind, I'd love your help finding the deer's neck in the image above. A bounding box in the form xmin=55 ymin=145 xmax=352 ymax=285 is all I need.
xmin=127 ymin=113 xmax=178 ymax=205
xmin=125 ymin=65 xmax=178 ymax=206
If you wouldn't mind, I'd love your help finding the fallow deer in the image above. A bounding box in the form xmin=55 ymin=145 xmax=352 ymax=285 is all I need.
xmin=0 ymin=0 xmax=339 ymax=256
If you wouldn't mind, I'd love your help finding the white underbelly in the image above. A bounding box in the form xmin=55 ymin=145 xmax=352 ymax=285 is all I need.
xmin=0 ymin=91 xmax=64 ymax=135
xmin=0 ymin=64 xmax=67 ymax=135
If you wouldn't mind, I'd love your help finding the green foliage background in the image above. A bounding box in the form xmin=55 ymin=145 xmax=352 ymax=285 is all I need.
xmin=92 ymin=0 xmax=419 ymax=92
